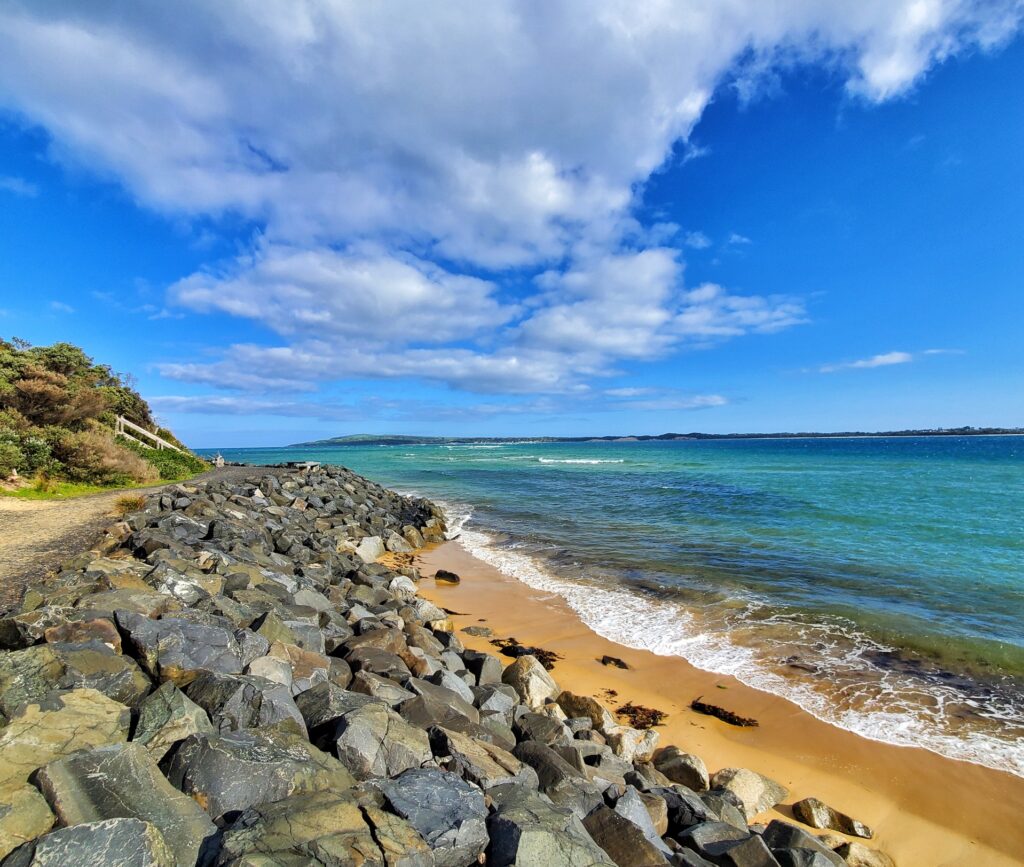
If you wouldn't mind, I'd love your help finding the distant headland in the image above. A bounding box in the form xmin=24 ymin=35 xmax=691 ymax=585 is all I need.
xmin=289 ymin=426 xmax=1024 ymax=448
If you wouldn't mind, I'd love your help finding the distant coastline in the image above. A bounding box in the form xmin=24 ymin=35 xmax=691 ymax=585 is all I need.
xmin=289 ymin=426 xmax=1024 ymax=448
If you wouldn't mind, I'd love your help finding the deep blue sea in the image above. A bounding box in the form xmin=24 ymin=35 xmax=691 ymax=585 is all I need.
xmin=200 ymin=436 xmax=1024 ymax=775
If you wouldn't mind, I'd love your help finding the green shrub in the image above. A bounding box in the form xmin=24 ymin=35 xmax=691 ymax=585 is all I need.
xmin=118 ymin=437 xmax=208 ymax=480
xmin=0 ymin=439 xmax=24 ymax=477
xmin=51 ymin=427 xmax=158 ymax=485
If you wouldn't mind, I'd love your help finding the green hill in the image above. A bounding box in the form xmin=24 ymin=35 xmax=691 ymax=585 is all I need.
xmin=0 ymin=338 xmax=207 ymax=493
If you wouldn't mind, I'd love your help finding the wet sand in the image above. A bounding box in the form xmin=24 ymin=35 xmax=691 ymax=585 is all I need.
xmin=418 ymin=541 xmax=1024 ymax=867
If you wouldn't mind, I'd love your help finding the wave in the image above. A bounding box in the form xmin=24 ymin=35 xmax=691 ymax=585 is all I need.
xmin=442 ymin=504 xmax=1024 ymax=779
xmin=537 ymin=458 xmax=626 ymax=465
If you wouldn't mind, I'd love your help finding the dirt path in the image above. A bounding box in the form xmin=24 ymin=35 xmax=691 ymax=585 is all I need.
xmin=0 ymin=466 xmax=262 ymax=612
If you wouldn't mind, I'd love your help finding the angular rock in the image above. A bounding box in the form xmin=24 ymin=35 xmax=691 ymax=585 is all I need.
xmin=502 ymin=655 xmax=559 ymax=708
xmin=184 ymin=671 xmax=305 ymax=734
xmin=430 ymin=727 xmax=538 ymax=790
xmin=834 ymin=841 xmax=896 ymax=867
xmin=716 ymin=834 xmax=782 ymax=867
xmin=266 ymin=640 xmax=331 ymax=695
xmin=0 ymin=689 xmax=131 ymax=791
xmin=406 ymin=676 xmax=480 ymax=724
xmin=679 ymin=821 xmax=751 ymax=860
xmin=792 ymin=797 xmax=873 ymax=839
xmin=513 ymin=711 xmax=572 ymax=746
xmin=513 ymin=741 xmax=604 ymax=818
xmin=34 ymin=742 xmax=216 ymax=867
xmin=351 ymin=670 xmax=417 ymax=706
xmin=0 ymin=785 xmax=54 ymax=861
xmin=760 ymin=821 xmax=846 ymax=867
xmin=613 ymin=787 xmax=673 ymax=857
xmin=556 ymin=691 xmax=617 ymax=732
xmin=331 ymin=700 xmax=432 ymax=780
xmin=116 ymin=614 xmax=245 ymax=686
xmin=378 ymin=768 xmax=488 ymax=867
xmin=7 ymin=818 xmax=174 ymax=867
xmin=214 ymin=790 xmax=397 ymax=866
xmin=165 ymin=728 xmax=355 ymax=820
xmin=710 ymin=768 xmax=788 ymax=822
xmin=604 ymin=725 xmax=659 ymax=763
xmin=487 ymin=783 xmax=614 ymax=867
xmin=654 ymin=746 xmax=709 ymax=792
xmin=582 ymin=805 xmax=670 ymax=866
xmin=132 ymin=682 xmax=214 ymax=762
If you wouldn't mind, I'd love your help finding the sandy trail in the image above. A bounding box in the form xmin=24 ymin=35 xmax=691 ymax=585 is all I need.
xmin=0 ymin=467 xmax=256 ymax=612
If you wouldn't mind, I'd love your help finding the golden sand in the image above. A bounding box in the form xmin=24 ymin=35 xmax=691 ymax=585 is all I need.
xmin=416 ymin=541 xmax=1024 ymax=867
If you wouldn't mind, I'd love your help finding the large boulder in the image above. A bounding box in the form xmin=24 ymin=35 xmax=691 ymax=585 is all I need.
xmin=512 ymin=741 xmax=604 ymax=818
xmin=0 ymin=644 xmax=149 ymax=715
xmin=429 ymin=727 xmax=538 ymax=790
xmin=184 ymin=671 xmax=306 ymax=734
xmin=582 ymin=805 xmax=671 ymax=866
xmin=710 ymin=768 xmax=788 ymax=822
xmin=0 ymin=689 xmax=131 ymax=792
xmin=653 ymin=746 xmax=709 ymax=792
xmin=132 ymin=682 xmax=214 ymax=762
xmin=501 ymin=656 xmax=559 ymax=708
xmin=760 ymin=821 xmax=845 ymax=867
xmin=215 ymin=790 xmax=432 ymax=867
xmin=0 ymin=786 xmax=54 ymax=862
xmin=33 ymin=742 xmax=217 ymax=867
xmin=116 ymin=614 xmax=246 ymax=686
xmin=330 ymin=700 xmax=432 ymax=781
xmin=834 ymin=842 xmax=896 ymax=867
xmin=613 ymin=787 xmax=674 ymax=858
xmin=378 ymin=768 xmax=488 ymax=867
xmin=486 ymin=783 xmax=614 ymax=867
xmin=5 ymin=818 xmax=173 ymax=867
xmin=165 ymin=728 xmax=355 ymax=819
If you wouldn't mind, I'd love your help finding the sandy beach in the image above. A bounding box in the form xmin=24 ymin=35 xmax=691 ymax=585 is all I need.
xmin=418 ymin=540 xmax=1024 ymax=867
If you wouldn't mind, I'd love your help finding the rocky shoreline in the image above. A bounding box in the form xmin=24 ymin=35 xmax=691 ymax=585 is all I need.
xmin=0 ymin=466 xmax=894 ymax=866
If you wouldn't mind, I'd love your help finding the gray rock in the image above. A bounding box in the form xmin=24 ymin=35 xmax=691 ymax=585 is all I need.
xmin=462 ymin=649 xmax=502 ymax=685
xmin=406 ymin=676 xmax=480 ymax=724
xmin=116 ymin=614 xmax=245 ymax=686
xmin=701 ymin=789 xmax=749 ymax=831
xmin=582 ymin=805 xmax=670 ymax=866
xmin=430 ymin=727 xmax=538 ymax=790
xmin=487 ymin=783 xmax=614 ymax=867
xmin=613 ymin=787 xmax=674 ymax=857
xmin=6 ymin=818 xmax=173 ymax=867
xmin=679 ymin=822 xmax=752 ymax=860
xmin=33 ymin=742 xmax=216 ymax=867
xmin=184 ymin=671 xmax=306 ymax=734
xmin=351 ymin=670 xmax=417 ymax=706
xmin=833 ymin=842 xmax=896 ymax=867
xmin=792 ymin=797 xmax=873 ymax=839
xmin=379 ymin=768 xmax=488 ymax=867
xmin=502 ymin=656 xmax=559 ymax=708
xmin=132 ymin=682 xmax=214 ymax=762
xmin=216 ymin=790 xmax=433 ymax=866
xmin=647 ymin=786 xmax=716 ymax=834
xmin=513 ymin=741 xmax=604 ymax=818
xmin=0 ymin=785 xmax=54 ymax=862
xmin=654 ymin=746 xmax=709 ymax=792
xmin=331 ymin=700 xmax=432 ymax=780
xmin=513 ymin=711 xmax=572 ymax=746
xmin=0 ymin=688 xmax=131 ymax=793
xmin=759 ymin=821 xmax=845 ymax=867
xmin=710 ymin=768 xmax=788 ymax=822
xmin=164 ymin=728 xmax=355 ymax=820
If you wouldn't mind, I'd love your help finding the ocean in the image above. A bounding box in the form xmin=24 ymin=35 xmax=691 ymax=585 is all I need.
xmin=200 ymin=436 xmax=1024 ymax=776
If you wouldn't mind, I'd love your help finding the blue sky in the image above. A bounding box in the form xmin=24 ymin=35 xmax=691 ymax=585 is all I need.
xmin=1 ymin=3 xmax=1022 ymax=447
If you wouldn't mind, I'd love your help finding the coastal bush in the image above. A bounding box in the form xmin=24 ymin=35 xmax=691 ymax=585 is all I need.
xmin=0 ymin=339 xmax=201 ymax=490
xmin=114 ymin=493 xmax=147 ymax=517
xmin=51 ymin=427 xmax=158 ymax=485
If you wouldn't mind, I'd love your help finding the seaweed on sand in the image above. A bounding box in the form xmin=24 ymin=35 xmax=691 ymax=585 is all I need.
xmin=489 ymin=636 xmax=561 ymax=670
xmin=690 ymin=696 xmax=759 ymax=727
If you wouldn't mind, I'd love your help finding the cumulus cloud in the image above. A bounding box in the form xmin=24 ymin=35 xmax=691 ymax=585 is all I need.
xmin=0 ymin=1 xmax=1016 ymax=409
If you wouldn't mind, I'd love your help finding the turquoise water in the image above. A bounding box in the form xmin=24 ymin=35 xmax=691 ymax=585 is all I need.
xmin=201 ymin=437 xmax=1024 ymax=774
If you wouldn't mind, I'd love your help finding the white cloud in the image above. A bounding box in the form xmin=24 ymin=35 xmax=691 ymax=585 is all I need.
xmin=0 ymin=175 xmax=37 ymax=197
xmin=0 ymin=2 xmax=1015 ymax=408
xmin=728 ymin=232 xmax=752 ymax=245
xmin=48 ymin=300 xmax=74 ymax=314
xmin=684 ymin=231 xmax=712 ymax=249
xmin=819 ymin=350 xmax=914 ymax=372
